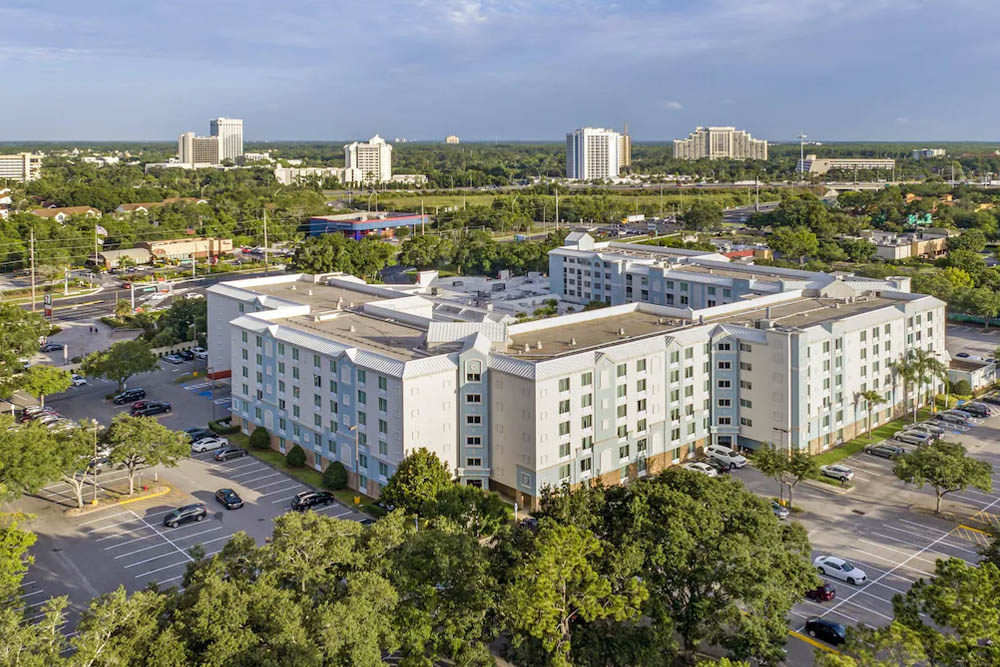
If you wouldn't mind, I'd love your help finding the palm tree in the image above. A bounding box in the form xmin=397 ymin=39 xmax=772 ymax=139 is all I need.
xmin=858 ymin=390 xmax=886 ymax=441
xmin=889 ymin=353 xmax=919 ymax=423
xmin=916 ymin=350 xmax=948 ymax=413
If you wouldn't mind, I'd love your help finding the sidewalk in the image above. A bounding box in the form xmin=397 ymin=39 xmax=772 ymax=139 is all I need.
xmin=36 ymin=319 xmax=141 ymax=368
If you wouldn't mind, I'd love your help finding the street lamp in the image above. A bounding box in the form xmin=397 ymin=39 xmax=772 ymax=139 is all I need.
xmin=91 ymin=419 xmax=100 ymax=504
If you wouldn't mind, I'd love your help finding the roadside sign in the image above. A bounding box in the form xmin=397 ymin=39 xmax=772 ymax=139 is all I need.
xmin=43 ymin=294 xmax=52 ymax=306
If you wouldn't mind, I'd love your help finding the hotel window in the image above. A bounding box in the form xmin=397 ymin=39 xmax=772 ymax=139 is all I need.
xmin=292 ymin=367 xmax=299 ymax=380
xmin=313 ymin=414 xmax=322 ymax=427
xmin=329 ymin=359 xmax=337 ymax=372
xmin=619 ymin=444 xmax=630 ymax=459
xmin=670 ymin=351 xmax=680 ymax=363
xmin=559 ymin=442 xmax=570 ymax=458
xmin=637 ymin=419 xmax=647 ymax=432
xmin=558 ymin=377 xmax=570 ymax=392
xmin=378 ymin=375 xmax=387 ymax=390
xmin=670 ymin=408 xmax=680 ymax=420
xmin=313 ymin=354 xmax=320 ymax=368
xmin=740 ymin=399 xmax=752 ymax=408
xmin=740 ymin=417 xmax=753 ymax=426
xmin=581 ymin=415 xmax=592 ymax=428
xmin=636 ymin=359 xmax=647 ymax=372
xmin=740 ymin=380 xmax=752 ymax=389
xmin=358 ymin=412 xmax=366 ymax=426
xmin=685 ymin=347 xmax=694 ymax=359
xmin=559 ymin=422 xmax=570 ymax=436
xmin=466 ymin=361 xmax=483 ymax=383
xmin=684 ymin=367 xmax=694 ymax=379
xmin=357 ymin=370 xmax=366 ymax=385
xmin=292 ymin=347 xmax=299 ymax=360
xmin=637 ymin=399 xmax=646 ymax=412
xmin=718 ymin=399 xmax=732 ymax=407
xmin=278 ymin=361 xmax=285 ymax=374
xmin=292 ymin=406 xmax=300 ymax=418
xmin=717 ymin=379 xmax=731 ymax=388
xmin=617 ymin=364 xmax=627 ymax=377
xmin=739 ymin=343 xmax=752 ymax=352
xmin=617 ymin=405 xmax=627 ymax=418
xmin=670 ymin=370 xmax=680 ymax=382
xmin=580 ymin=458 xmax=592 ymax=473
xmin=718 ymin=361 xmax=731 ymax=370
xmin=313 ymin=394 xmax=321 ymax=408
xmin=242 ymin=349 xmax=248 ymax=360
xmin=582 ymin=435 xmax=593 ymax=449
xmin=617 ymin=425 xmax=628 ymax=438
xmin=378 ymin=419 xmax=387 ymax=434
xmin=717 ymin=343 xmax=731 ymax=351
xmin=718 ymin=417 xmax=732 ymax=425
xmin=256 ymin=336 xmax=262 ymax=348
xmin=581 ymin=372 xmax=593 ymax=386
xmin=330 ymin=400 xmax=338 ymax=413
xmin=671 ymin=389 xmax=681 ymax=401
xmin=559 ymin=399 xmax=570 ymax=414
xmin=581 ymin=393 xmax=592 ymax=408
xmin=687 ymin=423 xmax=696 ymax=435
xmin=559 ymin=464 xmax=570 ymax=481
xmin=671 ymin=428 xmax=681 ymax=441
xmin=314 ymin=375 xmax=321 ymax=388
xmin=467 ymin=436 xmax=482 ymax=447
xmin=378 ymin=398 xmax=387 ymax=412
xmin=685 ymin=386 xmax=694 ymax=397
xmin=378 ymin=441 xmax=388 ymax=456
xmin=466 ymin=415 xmax=482 ymax=425
xmin=739 ymin=362 xmax=752 ymax=371
xmin=379 ymin=462 xmax=389 ymax=477
xmin=466 ymin=394 xmax=482 ymax=404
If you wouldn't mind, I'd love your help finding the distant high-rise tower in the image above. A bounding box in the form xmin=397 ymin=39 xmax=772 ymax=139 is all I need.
xmin=210 ymin=117 xmax=244 ymax=163
xmin=344 ymin=134 xmax=393 ymax=182
xmin=618 ymin=122 xmax=632 ymax=168
xmin=566 ymin=127 xmax=622 ymax=180
xmin=178 ymin=132 xmax=220 ymax=165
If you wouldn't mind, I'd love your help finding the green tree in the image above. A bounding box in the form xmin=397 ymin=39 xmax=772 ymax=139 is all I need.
xmin=894 ymin=441 xmax=993 ymax=513
xmin=0 ymin=597 xmax=68 ymax=666
xmin=890 ymin=353 xmax=920 ymax=423
xmin=859 ymin=389 xmax=886 ymax=440
xmin=113 ymin=299 xmax=132 ymax=320
xmin=431 ymin=484 xmax=509 ymax=539
xmin=379 ymin=447 xmax=453 ymax=515
xmin=816 ymin=622 xmax=928 ymax=667
xmin=80 ymin=339 xmax=159 ymax=393
xmin=249 ymin=425 xmax=271 ymax=450
xmin=51 ymin=422 xmax=102 ymax=509
xmin=892 ymin=557 xmax=1000 ymax=665
xmin=947 ymin=228 xmax=987 ymax=253
xmin=838 ymin=238 xmax=877 ymax=263
xmin=18 ymin=365 xmax=71 ymax=408
xmin=387 ymin=528 xmax=497 ymax=665
xmin=785 ymin=449 xmax=820 ymax=510
xmin=504 ymin=522 xmax=646 ymax=667
xmin=398 ymin=234 xmax=455 ymax=269
xmin=0 ymin=304 xmax=50 ymax=397
xmin=681 ymin=199 xmax=723 ymax=232
xmin=768 ymin=226 xmax=819 ymax=263
xmin=750 ymin=442 xmax=789 ymax=504
xmin=0 ymin=513 xmax=37 ymax=602
xmin=323 ymin=460 xmax=348 ymax=490
xmin=291 ymin=233 xmax=396 ymax=280
xmin=286 ymin=444 xmax=306 ymax=467
xmin=104 ymin=414 xmax=189 ymax=495
xmin=0 ymin=418 xmax=66 ymax=502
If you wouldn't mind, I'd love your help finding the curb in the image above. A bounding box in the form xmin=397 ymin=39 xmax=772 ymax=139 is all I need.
xmin=788 ymin=629 xmax=841 ymax=655
xmin=64 ymin=485 xmax=172 ymax=516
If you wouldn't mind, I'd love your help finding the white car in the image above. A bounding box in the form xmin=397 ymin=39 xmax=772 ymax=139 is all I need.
xmin=190 ymin=347 xmax=208 ymax=359
xmin=894 ymin=430 xmax=931 ymax=446
xmin=682 ymin=461 xmax=718 ymax=478
xmin=814 ymin=555 xmax=868 ymax=585
xmin=819 ymin=464 xmax=854 ymax=482
xmin=184 ymin=292 xmax=204 ymax=300
xmin=705 ymin=444 xmax=747 ymax=470
xmin=191 ymin=436 xmax=228 ymax=453
xmin=71 ymin=373 xmax=87 ymax=386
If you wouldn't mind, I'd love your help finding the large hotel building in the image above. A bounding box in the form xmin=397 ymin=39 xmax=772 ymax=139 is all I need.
xmin=208 ymin=235 xmax=946 ymax=509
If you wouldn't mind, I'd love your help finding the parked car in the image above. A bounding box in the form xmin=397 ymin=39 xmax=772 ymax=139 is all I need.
xmin=191 ymin=436 xmax=228 ymax=453
xmin=805 ymin=583 xmax=836 ymax=602
xmin=113 ymin=388 xmax=146 ymax=404
xmin=936 ymin=411 xmax=973 ymax=426
xmin=956 ymin=352 xmax=971 ymax=358
xmin=191 ymin=347 xmax=208 ymax=359
xmin=704 ymin=458 xmax=730 ymax=474
xmin=46 ymin=418 xmax=74 ymax=432
xmin=907 ymin=424 xmax=942 ymax=440
xmin=864 ymin=443 xmax=905 ymax=459
xmin=184 ymin=427 xmax=215 ymax=443
xmin=18 ymin=408 xmax=57 ymax=423
xmin=184 ymin=292 xmax=204 ymax=300
xmin=359 ymin=518 xmax=377 ymax=527
xmin=772 ymin=500 xmax=789 ymax=520
xmin=131 ymin=401 xmax=171 ymax=417
xmin=894 ymin=430 xmax=932 ymax=446
xmin=819 ymin=464 xmax=854 ymax=482
xmin=978 ymin=394 xmax=1000 ymax=406
xmin=804 ymin=617 xmax=846 ymax=646
xmin=290 ymin=490 xmax=336 ymax=511
xmin=177 ymin=349 xmax=195 ymax=361
xmin=705 ymin=444 xmax=747 ymax=470
xmin=960 ymin=403 xmax=993 ymax=418
xmin=214 ymin=447 xmax=249 ymax=461
xmin=214 ymin=488 xmax=244 ymax=509
xmin=70 ymin=373 xmax=87 ymax=386
xmin=35 ymin=414 xmax=63 ymax=426
xmin=814 ymin=555 xmax=868 ymax=585
xmin=681 ymin=461 xmax=718 ymax=478
xmin=162 ymin=503 xmax=207 ymax=528
xmin=40 ymin=342 xmax=64 ymax=352
xmin=162 ymin=354 xmax=184 ymax=365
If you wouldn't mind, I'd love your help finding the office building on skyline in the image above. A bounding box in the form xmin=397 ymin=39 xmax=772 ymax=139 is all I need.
xmin=673 ymin=126 xmax=768 ymax=160
xmin=344 ymin=134 xmax=393 ymax=182
xmin=618 ymin=123 xmax=632 ymax=168
xmin=0 ymin=152 xmax=42 ymax=182
xmin=178 ymin=132 xmax=220 ymax=165
xmin=797 ymin=154 xmax=895 ymax=174
xmin=566 ymin=127 xmax=621 ymax=180
xmin=210 ymin=117 xmax=244 ymax=163
xmin=445 ymin=135 xmax=460 ymax=144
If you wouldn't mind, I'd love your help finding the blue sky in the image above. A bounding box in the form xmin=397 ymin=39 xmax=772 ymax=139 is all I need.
xmin=2 ymin=0 xmax=996 ymax=141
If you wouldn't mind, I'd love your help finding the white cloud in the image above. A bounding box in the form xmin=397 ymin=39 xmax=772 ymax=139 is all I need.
xmin=661 ymin=100 xmax=683 ymax=110
xmin=441 ymin=0 xmax=488 ymax=26
xmin=895 ymin=116 xmax=911 ymax=124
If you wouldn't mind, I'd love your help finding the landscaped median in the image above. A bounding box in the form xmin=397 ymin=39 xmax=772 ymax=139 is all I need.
xmin=64 ymin=484 xmax=173 ymax=517
xmin=227 ymin=432 xmax=382 ymax=516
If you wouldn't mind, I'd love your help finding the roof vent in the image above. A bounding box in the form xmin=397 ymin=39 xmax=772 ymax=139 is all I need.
xmin=524 ymin=343 xmax=531 ymax=353
xmin=570 ymin=337 xmax=577 ymax=346
xmin=349 ymin=325 xmax=356 ymax=333
xmin=349 ymin=302 xmax=355 ymax=308
xmin=536 ymin=341 xmax=543 ymax=350
xmin=308 ymin=289 xmax=313 ymax=296
xmin=290 ymin=285 xmax=296 ymax=290
xmin=618 ymin=327 xmax=626 ymax=336
xmin=765 ymin=306 xmax=772 ymax=318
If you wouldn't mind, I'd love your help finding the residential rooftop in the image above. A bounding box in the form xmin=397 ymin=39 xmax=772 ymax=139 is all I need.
xmin=274 ymin=312 xmax=427 ymax=361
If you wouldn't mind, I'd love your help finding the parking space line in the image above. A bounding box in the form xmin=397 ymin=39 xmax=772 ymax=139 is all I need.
xmin=134 ymin=558 xmax=191 ymax=578
xmin=878 ymin=525 xmax=980 ymax=557
xmin=19 ymin=589 xmax=44 ymax=599
xmin=225 ymin=467 xmax=271 ymax=480
xmin=127 ymin=510 xmax=194 ymax=564
xmin=848 ymin=546 xmax=934 ymax=578
xmin=77 ymin=510 xmax=132 ymax=526
xmin=273 ymin=493 xmax=302 ymax=504
xmin=209 ymin=460 xmax=258 ymax=473
xmin=813 ymin=527 xmax=960 ymax=628
xmin=94 ymin=522 xmax=151 ymax=542
xmin=115 ymin=527 xmax=224 ymax=559
xmin=258 ymin=484 xmax=304 ymax=499
xmin=231 ymin=472 xmax=281 ymax=485
xmin=252 ymin=479 xmax=297 ymax=491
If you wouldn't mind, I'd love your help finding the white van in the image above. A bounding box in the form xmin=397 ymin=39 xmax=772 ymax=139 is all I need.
xmin=706 ymin=444 xmax=748 ymax=470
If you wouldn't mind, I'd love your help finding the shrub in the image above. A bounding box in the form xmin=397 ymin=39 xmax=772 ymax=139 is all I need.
xmin=209 ymin=419 xmax=240 ymax=435
xmin=951 ymin=380 xmax=972 ymax=397
xmin=323 ymin=461 xmax=348 ymax=490
xmin=286 ymin=444 xmax=307 ymax=467
xmin=249 ymin=426 xmax=271 ymax=450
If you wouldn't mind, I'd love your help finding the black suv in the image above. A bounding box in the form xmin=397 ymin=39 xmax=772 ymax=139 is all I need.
xmin=215 ymin=488 xmax=244 ymax=509
xmin=163 ymin=503 xmax=207 ymax=528
xmin=177 ymin=349 xmax=195 ymax=361
xmin=131 ymin=401 xmax=171 ymax=417
xmin=804 ymin=617 xmax=846 ymax=646
xmin=185 ymin=427 xmax=215 ymax=443
xmin=113 ymin=388 xmax=146 ymax=404
xmin=960 ymin=403 xmax=992 ymax=418
xmin=864 ymin=443 xmax=905 ymax=459
xmin=705 ymin=458 xmax=730 ymax=475
xmin=290 ymin=490 xmax=335 ymax=511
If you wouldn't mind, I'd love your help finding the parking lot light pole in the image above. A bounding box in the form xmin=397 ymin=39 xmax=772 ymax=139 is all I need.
xmin=91 ymin=419 xmax=100 ymax=504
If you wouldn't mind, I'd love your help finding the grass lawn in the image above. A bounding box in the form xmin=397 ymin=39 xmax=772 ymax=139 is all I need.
xmin=812 ymin=407 xmax=934 ymax=467
xmin=232 ymin=434 xmax=380 ymax=516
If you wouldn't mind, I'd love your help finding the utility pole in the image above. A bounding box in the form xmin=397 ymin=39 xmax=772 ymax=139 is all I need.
xmin=555 ymin=190 xmax=559 ymax=229
xmin=29 ymin=228 xmax=36 ymax=312
xmin=755 ymin=176 xmax=760 ymax=213
xmin=420 ymin=200 xmax=425 ymax=235
xmin=659 ymin=184 xmax=663 ymax=218
xmin=263 ymin=209 xmax=269 ymax=274
xmin=798 ymin=132 xmax=807 ymax=177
